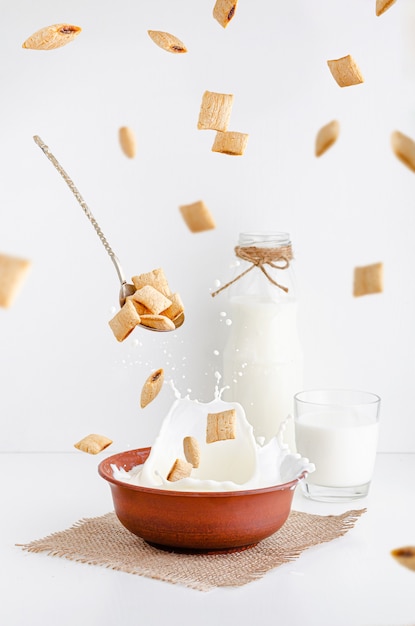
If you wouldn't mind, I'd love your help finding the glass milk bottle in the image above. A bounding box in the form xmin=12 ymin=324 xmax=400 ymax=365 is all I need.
xmin=217 ymin=232 xmax=303 ymax=451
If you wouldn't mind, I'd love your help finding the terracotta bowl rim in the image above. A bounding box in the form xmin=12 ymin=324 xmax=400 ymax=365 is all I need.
xmin=98 ymin=446 xmax=306 ymax=498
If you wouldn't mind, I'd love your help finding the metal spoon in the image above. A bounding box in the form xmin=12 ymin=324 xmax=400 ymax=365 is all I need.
xmin=33 ymin=135 xmax=184 ymax=330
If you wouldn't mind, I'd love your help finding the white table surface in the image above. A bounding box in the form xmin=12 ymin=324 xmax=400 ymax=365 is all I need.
xmin=1 ymin=451 xmax=414 ymax=626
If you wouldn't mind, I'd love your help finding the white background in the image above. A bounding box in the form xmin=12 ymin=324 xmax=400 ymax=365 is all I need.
xmin=1 ymin=0 xmax=414 ymax=453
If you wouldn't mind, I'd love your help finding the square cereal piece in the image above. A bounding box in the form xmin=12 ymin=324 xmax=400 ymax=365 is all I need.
xmin=179 ymin=200 xmax=216 ymax=233
xmin=211 ymin=131 xmax=249 ymax=156
xmin=353 ymin=262 xmax=384 ymax=297
xmin=74 ymin=433 xmax=113 ymax=455
xmin=206 ymin=409 xmax=236 ymax=443
xmin=197 ymin=91 xmax=234 ymax=131
xmin=140 ymin=314 xmax=175 ymax=331
xmin=391 ymin=131 xmax=415 ymax=173
xmin=126 ymin=295 xmax=150 ymax=316
xmin=108 ymin=299 xmax=141 ymax=341
xmin=132 ymin=285 xmax=172 ymax=315
xmin=327 ymin=54 xmax=364 ymax=87
xmin=0 ymin=253 xmax=31 ymax=308
xmin=161 ymin=292 xmax=185 ymax=321
xmin=213 ymin=0 xmax=238 ymax=28
xmin=131 ymin=268 xmax=170 ymax=297
xmin=167 ymin=458 xmax=193 ymax=482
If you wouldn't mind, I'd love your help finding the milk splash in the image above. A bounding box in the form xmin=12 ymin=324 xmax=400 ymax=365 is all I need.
xmin=112 ymin=376 xmax=314 ymax=492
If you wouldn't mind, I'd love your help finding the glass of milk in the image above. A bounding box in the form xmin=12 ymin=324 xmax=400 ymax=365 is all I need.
xmin=294 ymin=389 xmax=381 ymax=502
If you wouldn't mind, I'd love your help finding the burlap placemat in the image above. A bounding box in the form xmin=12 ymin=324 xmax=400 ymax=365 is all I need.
xmin=18 ymin=509 xmax=365 ymax=591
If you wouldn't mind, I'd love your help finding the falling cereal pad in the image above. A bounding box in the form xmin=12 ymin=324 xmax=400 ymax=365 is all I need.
xmin=391 ymin=546 xmax=415 ymax=572
xmin=74 ymin=434 xmax=113 ymax=455
xmin=353 ymin=263 xmax=384 ymax=297
xmin=22 ymin=23 xmax=81 ymax=50
xmin=327 ymin=55 xmax=364 ymax=88
xmin=206 ymin=409 xmax=237 ymax=443
xmin=0 ymin=253 xmax=31 ymax=308
xmin=183 ymin=436 xmax=201 ymax=468
xmin=213 ymin=0 xmax=238 ymax=28
xmin=140 ymin=368 xmax=164 ymax=408
xmin=179 ymin=200 xmax=216 ymax=233
xmin=212 ymin=131 xmax=249 ymax=156
xmin=119 ymin=126 xmax=136 ymax=158
xmin=197 ymin=91 xmax=234 ymax=131
xmin=167 ymin=458 xmax=193 ymax=481
xmin=376 ymin=0 xmax=397 ymax=16
xmin=315 ymin=120 xmax=340 ymax=157
xmin=147 ymin=30 xmax=187 ymax=53
xmin=391 ymin=131 xmax=415 ymax=173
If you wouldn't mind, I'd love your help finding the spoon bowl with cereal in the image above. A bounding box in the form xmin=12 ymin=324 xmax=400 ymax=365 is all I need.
xmin=33 ymin=136 xmax=184 ymax=335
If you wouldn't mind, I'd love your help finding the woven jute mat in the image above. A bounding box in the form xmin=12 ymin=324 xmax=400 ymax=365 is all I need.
xmin=18 ymin=509 xmax=365 ymax=591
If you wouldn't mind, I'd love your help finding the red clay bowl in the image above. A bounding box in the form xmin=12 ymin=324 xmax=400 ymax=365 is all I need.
xmin=98 ymin=447 xmax=305 ymax=553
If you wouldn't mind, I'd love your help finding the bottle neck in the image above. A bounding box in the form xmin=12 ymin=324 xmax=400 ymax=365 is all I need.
xmin=211 ymin=232 xmax=296 ymax=299
xmin=238 ymin=231 xmax=291 ymax=249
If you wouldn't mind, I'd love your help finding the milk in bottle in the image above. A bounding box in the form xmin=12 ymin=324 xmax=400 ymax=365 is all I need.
xmin=218 ymin=232 xmax=303 ymax=451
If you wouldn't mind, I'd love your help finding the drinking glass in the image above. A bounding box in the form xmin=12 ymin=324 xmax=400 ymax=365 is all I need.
xmin=294 ymin=389 xmax=381 ymax=502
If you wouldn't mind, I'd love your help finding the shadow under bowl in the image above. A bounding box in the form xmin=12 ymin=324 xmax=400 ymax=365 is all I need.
xmin=98 ymin=447 xmax=303 ymax=554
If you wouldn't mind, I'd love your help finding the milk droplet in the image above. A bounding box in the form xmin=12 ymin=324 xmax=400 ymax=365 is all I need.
xmin=220 ymin=311 xmax=227 ymax=317
xmin=213 ymin=279 xmax=221 ymax=288
xmin=229 ymin=260 xmax=240 ymax=268
xmin=213 ymin=349 xmax=220 ymax=356
xmin=225 ymin=319 xmax=232 ymax=326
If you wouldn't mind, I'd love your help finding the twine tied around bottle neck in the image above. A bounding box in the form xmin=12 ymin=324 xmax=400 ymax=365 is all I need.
xmin=211 ymin=244 xmax=293 ymax=297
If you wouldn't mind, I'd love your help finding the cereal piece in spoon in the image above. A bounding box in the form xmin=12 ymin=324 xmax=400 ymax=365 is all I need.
xmin=108 ymin=299 xmax=141 ymax=341
xmin=327 ymin=54 xmax=364 ymax=87
xmin=139 ymin=314 xmax=175 ymax=331
xmin=132 ymin=268 xmax=171 ymax=297
xmin=140 ymin=368 xmax=164 ymax=408
xmin=161 ymin=293 xmax=185 ymax=322
xmin=132 ymin=285 xmax=172 ymax=315
xmin=22 ymin=24 xmax=81 ymax=50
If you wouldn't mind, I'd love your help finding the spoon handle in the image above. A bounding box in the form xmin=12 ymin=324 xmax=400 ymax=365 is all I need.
xmin=33 ymin=135 xmax=127 ymax=286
